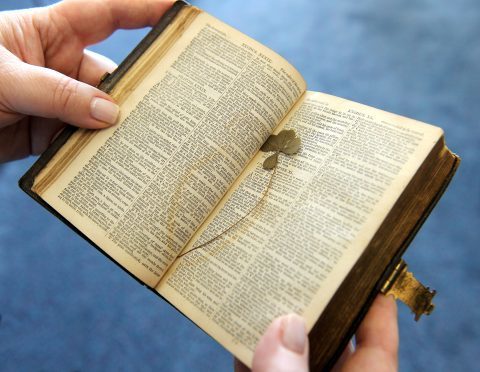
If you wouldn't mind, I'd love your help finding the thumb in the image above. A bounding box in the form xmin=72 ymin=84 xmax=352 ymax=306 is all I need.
xmin=252 ymin=314 xmax=309 ymax=372
xmin=2 ymin=59 xmax=119 ymax=128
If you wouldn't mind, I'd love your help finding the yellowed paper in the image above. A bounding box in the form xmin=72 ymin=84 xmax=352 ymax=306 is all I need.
xmin=157 ymin=91 xmax=443 ymax=366
xmin=37 ymin=11 xmax=305 ymax=286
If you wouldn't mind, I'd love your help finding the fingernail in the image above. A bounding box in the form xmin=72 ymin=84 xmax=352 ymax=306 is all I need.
xmin=281 ymin=314 xmax=306 ymax=354
xmin=90 ymin=97 xmax=119 ymax=125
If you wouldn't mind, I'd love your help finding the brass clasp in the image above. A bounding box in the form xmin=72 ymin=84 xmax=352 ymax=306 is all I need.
xmin=381 ymin=260 xmax=436 ymax=321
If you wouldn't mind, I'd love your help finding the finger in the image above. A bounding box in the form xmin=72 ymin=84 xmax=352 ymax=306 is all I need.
xmin=340 ymin=295 xmax=399 ymax=372
xmin=0 ymin=119 xmax=30 ymax=163
xmin=29 ymin=117 xmax=65 ymax=155
xmin=355 ymin=295 xmax=398 ymax=358
xmin=51 ymin=0 xmax=175 ymax=46
xmin=1 ymin=58 xmax=119 ymax=128
xmin=78 ymin=50 xmax=117 ymax=86
xmin=252 ymin=314 xmax=309 ymax=372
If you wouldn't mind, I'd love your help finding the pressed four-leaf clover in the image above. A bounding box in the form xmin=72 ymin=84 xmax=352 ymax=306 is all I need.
xmin=260 ymin=129 xmax=301 ymax=169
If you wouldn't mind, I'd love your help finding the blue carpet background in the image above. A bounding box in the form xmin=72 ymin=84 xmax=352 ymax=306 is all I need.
xmin=0 ymin=0 xmax=479 ymax=371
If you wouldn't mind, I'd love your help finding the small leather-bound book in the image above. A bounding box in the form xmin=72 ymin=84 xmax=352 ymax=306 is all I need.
xmin=19 ymin=1 xmax=459 ymax=370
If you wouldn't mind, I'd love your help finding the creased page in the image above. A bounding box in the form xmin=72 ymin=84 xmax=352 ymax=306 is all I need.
xmin=157 ymin=91 xmax=443 ymax=366
xmin=38 ymin=11 xmax=305 ymax=286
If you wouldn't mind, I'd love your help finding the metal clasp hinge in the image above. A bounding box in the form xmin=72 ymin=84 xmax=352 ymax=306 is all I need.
xmin=381 ymin=259 xmax=436 ymax=321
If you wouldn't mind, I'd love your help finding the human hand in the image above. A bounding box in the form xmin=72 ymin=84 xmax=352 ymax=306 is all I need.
xmin=235 ymin=295 xmax=398 ymax=372
xmin=0 ymin=0 xmax=174 ymax=163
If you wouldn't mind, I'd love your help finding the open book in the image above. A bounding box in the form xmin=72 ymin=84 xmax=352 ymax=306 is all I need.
xmin=20 ymin=1 xmax=459 ymax=369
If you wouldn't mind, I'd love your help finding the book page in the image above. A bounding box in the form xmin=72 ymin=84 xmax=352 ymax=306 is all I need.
xmin=157 ymin=91 xmax=443 ymax=366
xmin=37 ymin=10 xmax=306 ymax=287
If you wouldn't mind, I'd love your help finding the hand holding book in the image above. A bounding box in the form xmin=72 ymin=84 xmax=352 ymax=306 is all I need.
xmin=1 ymin=2 xmax=401 ymax=371
xmin=12 ymin=0 xmax=459 ymax=370
xmin=0 ymin=0 xmax=175 ymax=163
xmin=236 ymin=295 xmax=398 ymax=372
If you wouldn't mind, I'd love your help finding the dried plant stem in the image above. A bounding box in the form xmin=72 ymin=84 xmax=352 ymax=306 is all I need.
xmin=177 ymin=165 xmax=278 ymax=259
